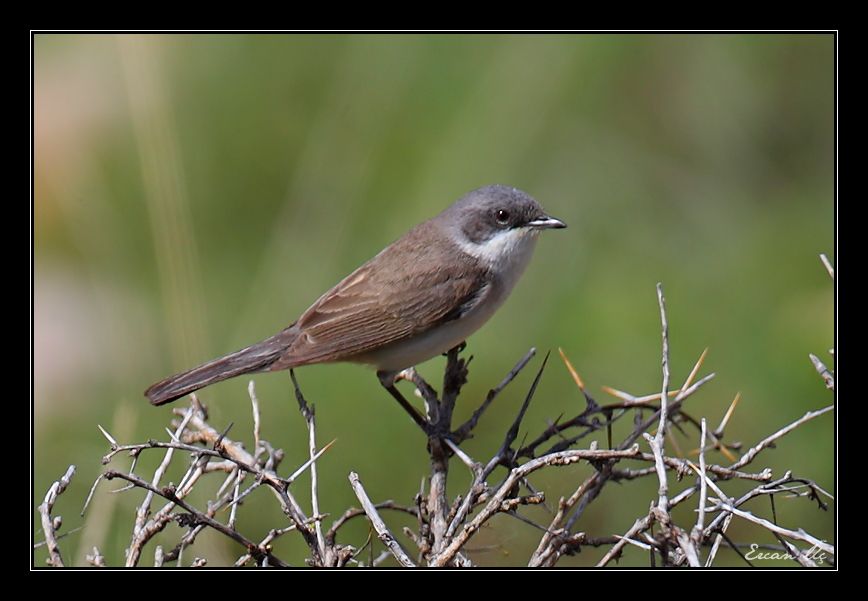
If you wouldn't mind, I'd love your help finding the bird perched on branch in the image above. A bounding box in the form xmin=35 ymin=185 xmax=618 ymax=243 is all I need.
xmin=146 ymin=184 xmax=565 ymax=422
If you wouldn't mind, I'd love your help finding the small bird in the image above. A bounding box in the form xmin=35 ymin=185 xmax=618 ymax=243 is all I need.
xmin=145 ymin=185 xmax=565 ymax=413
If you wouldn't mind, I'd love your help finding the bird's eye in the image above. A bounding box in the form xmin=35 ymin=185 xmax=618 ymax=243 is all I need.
xmin=495 ymin=209 xmax=511 ymax=225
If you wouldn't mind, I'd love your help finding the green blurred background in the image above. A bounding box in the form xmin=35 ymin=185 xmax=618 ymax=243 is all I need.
xmin=34 ymin=33 xmax=834 ymax=567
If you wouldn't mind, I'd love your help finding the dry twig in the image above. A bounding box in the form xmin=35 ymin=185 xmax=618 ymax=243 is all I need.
xmin=49 ymin=279 xmax=831 ymax=568
xmin=348 ymin=472 xmax=416 ymax=567
xmin=38 ymin=465 xmax=76 ymax=567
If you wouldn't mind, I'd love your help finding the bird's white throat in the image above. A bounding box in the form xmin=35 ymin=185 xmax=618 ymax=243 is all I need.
xmin=458 ymin=226 xmax=540 ymax=281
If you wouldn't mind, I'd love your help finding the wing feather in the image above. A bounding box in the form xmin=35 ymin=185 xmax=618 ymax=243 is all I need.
xmin=269 ymin=230 xmax=487 ymax=369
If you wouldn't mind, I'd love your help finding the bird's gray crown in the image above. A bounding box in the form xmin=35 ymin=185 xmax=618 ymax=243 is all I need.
xmin=441 ymin=184 xmax=547 ymax=244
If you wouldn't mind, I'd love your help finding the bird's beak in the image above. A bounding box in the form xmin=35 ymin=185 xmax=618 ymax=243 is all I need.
xmin=527 ymin=215 xmax=567 ymax=230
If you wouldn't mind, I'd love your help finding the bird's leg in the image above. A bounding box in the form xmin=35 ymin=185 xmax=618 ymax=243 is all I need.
xmin=377 ymin=370 xmax=432 ymax=435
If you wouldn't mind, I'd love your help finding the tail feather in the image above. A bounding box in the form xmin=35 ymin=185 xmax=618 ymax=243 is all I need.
xmin=145 ymin=328 xmax=297 ymax=406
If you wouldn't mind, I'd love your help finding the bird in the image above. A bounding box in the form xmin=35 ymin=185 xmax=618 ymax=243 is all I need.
xmin=145 ymin=184 xmax=565 ymax=417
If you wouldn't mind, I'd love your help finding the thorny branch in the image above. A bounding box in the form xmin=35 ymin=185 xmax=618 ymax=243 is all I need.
xmin=810 ymin=253 xmax=835 ymax=391
xmin=348 ymin=472 xmax=416 ymax=567
xmin=38 ymin=465 xmax=76 ymax=567
xmin=43 ymin=278 xmax=833 ymax=567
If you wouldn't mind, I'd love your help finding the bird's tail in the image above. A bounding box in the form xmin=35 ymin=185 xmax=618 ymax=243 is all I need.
xmin=145 ymin=327 xmax=297 ymax=406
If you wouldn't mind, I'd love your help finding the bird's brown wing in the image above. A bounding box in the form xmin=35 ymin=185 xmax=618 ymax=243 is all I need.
xmin=268 ymin=239 xmax=488 ymax=370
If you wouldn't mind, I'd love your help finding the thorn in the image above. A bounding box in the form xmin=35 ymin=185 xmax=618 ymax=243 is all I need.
xmin=285 ymin=438 xmax=337 ymax=484
xmin=679 ymin=348 xmax=709 ymax=395
xmin=558 ymin=347 xmax=585 ymax=390
xmin=601 ymin=385 xmax=635 ymax=402
xmin=714 ymin=392 xmax=741 ymax=438
xmin=97 ymin=424 xmax=117 ymax=446
xmin=718 ymin=444 xmax=737 ymax=464
xmin=215 ymin=422 xmax=234 ymax=450
xmin=165 ymin=427 xmax=181 ymax=442
xmin=819 ymin=253 xmax=834 ymax=279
